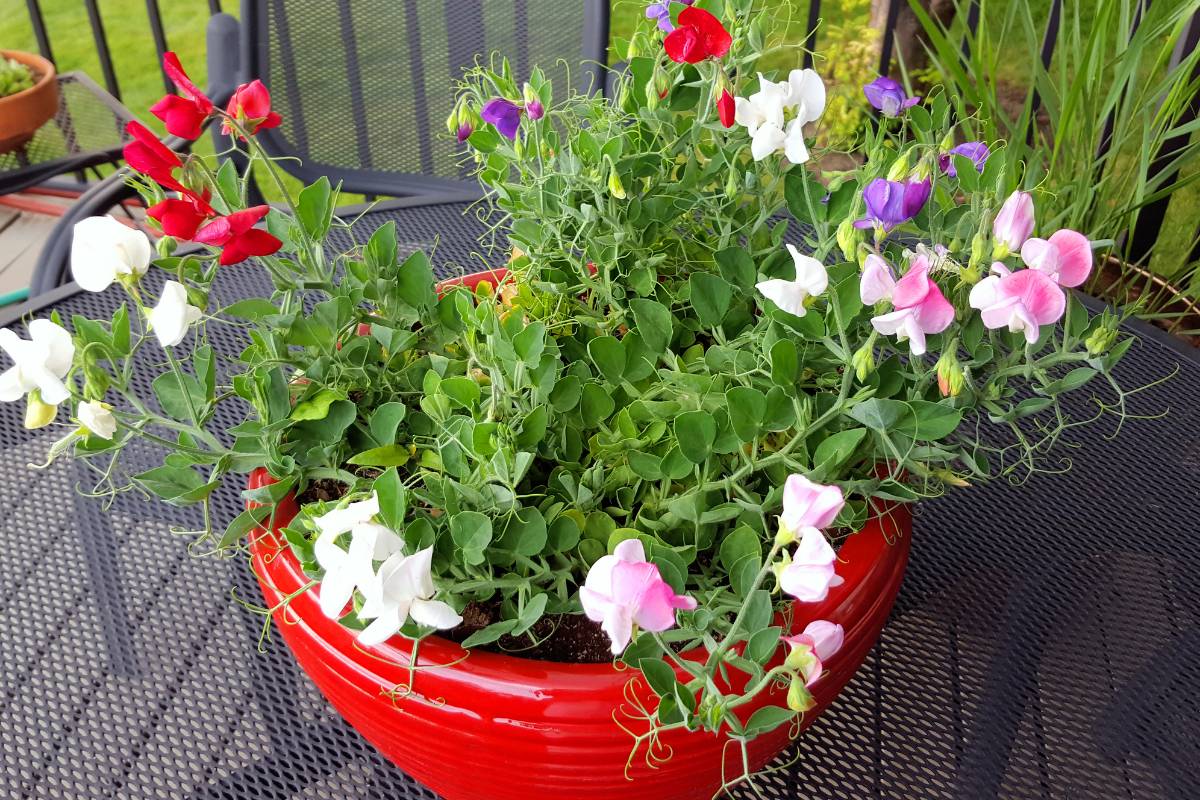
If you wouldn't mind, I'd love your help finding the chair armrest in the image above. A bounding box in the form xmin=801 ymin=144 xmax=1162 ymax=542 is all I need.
xmin=206 ymin=13 xmax=242 ymax=108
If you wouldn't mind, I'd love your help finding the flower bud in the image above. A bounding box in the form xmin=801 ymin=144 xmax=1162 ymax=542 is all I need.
xmin=724 ymin=167 xmax=740 ymax=200
xmin=993 ymin=190 xmax=1035 ymax=254
xmin=935 ymin=349 xmax=965 ymax=397
xmin=836 ymin=218 xmax=862 ymax=263
xmin=967 ymin=232 xmax=988 ymax=275
xmin=445 ymin=100 xmax=461 ymax=135
xmin=605 ymin=156 xmax=627 ymax=200
xmin=626 ymin=30 xmax=647 ymax=61
xmin=652 ymin=62 xmax=670 ymax=101
xmin=852 ymin=341 xmax=876 ymax=382
xmin=156 ymin=235 xmax=177 ymax=259
xmin=644 ymin=78 xmax=661 ymax=110
xmin=911 ymin=155 xmax=933 ymax=182
xmin=787 ymin=675 xmax=815 ymax=713
xmin=24 ymin=390 xmax=57 ymax=430
xmin=938 ymin=131 xmax=956 ymax=152
xmin=1085 ymin=325 xmax=1119 ymax=356
xmin=774 ymin=525 xmax=797 ymax=547
xmin=886 ymin=150 xmax=912 ymax=182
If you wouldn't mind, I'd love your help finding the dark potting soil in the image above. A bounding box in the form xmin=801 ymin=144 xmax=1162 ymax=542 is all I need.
xmin=291 ymin=477 xmax=615 ymax=663
xmin=443 ymin=601 xmax=615 ymax=664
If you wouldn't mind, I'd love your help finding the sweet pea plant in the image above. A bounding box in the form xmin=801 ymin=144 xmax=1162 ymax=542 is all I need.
xmin=1 ymin=0 xmax=1136 ymax=794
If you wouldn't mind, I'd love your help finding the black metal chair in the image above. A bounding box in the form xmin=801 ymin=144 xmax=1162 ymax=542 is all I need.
xmin=29 ymin=0 xmax=610 ymax=295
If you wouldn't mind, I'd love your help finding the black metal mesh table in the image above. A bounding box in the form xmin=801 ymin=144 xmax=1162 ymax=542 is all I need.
xmin=0 ymin=72 xmax=134 ymax=196
xmin=0 ymin=196 xmax=1196 ymax=799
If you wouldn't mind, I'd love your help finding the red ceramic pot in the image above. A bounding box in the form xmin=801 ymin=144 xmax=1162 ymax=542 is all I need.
xmin=245 ymin=269 xmax=913 ymax=800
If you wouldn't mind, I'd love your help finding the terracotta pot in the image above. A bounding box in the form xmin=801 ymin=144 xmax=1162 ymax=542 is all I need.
xmin=0 ymin=51 xmax=58 ymax=153
xmin=245 ymin=269 xmax=913 ymax=800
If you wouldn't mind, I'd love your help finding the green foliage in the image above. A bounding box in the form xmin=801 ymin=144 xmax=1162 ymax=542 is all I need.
xmin=0 ymin=57 xmax=34 ymax=98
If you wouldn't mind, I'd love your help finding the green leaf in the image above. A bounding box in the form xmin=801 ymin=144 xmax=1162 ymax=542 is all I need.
xmin=364 ymin=221 xmax=398 ymax=270
xmin=461 ymin=619 xmax=517 ymax=648
xmin=743 ymin=705 xmax=795 ymax=737
xmin=719 ymin=525 xmax=762 ymax=597
xmin=726 ymin=387 xmax=766 ymax=442
xmin=906 ymin=400 xmax=963 ymax=440
xmin=218 ymin=505 xmax=273 ymax=549
xmin=440 ymin=375 xmax=482 ymax=409
xmin=373 ymin=468 xmax=407 ymax=531
xmin=517 ymin=405 xmax=549 ymax=449
xmin=396 ymin=250 xmax=437 ymax=310
xmin=628 ymin=298 xmax=673 ymax=353
xmin=628 ymin=451 xmax=663 ymax=480
xmin=1039 ymin=366 xmax=1098 ymax=395
xmin=513 ymin=322 xmax=547 ymax=366
xmin=134 ymin=464 xmax=215 ymax=506
xmin=690 ymin=273 xmax=732 ymax=327
xmin=715 ymin=247 xmax=756 ymax=291
xmin=639 ymin=658 xmax=678 ymax=698
xmin=674 ymin=411 xmax=716 ymax=463
xmin=508 ymin=507 xmax=548 ymax=556
xmin=588 ymin=336 xmax=627 ymax=383
xmin=744 ymin=589 xmax=773 ymax=631
xmin=292 ymin=399 xmax=356 ymax=444
xmin=152 ymin=371 xmax=205 ymax=421
xmin=290 ymin=388 xmax=343 ymax=421
xmin=849 ymin=398 xmax=910 ymax=432
xmin=770 ymin=339 xmax=798 ymax=388
xmin=511 ymin=593 xmax=549 ymax=638
xmin=549 ymin=375 xmax=582 ymax=412
xmin=746 ymin=626 xmax=782 ymax=665
xmin=221 ymin=298 xmax=280 ymax=322
xmin=369 ymin=402 xmax=407 ymax=445
xmin=296 ymin=176 xmax=333 ymax=240
xmin=451 ymin=511 xmax=492 ymax=565
xmin=580 ymin=381 xmax=615 ymax=427
xmin=347 ymin=445 xmax=411 ymax=467
xmin=813 ymin=428 xmax=867 ymax=470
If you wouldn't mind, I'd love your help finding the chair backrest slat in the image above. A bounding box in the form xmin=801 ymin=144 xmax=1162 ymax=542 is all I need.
xmin=240 ymin=0 xmax=606 ymax=197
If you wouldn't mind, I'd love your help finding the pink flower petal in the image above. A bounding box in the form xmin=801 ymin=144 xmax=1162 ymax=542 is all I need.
xmin=891 ymin=260 xmax=932 ymax=309
xmin=1048 ymin=229 xmax=1092 ymax=287
xmin=911 ymin=280 xmax=956 ymax=333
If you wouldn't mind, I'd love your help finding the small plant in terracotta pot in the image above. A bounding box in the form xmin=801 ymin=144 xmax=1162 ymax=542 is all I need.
xmin=4 ymin=2 xmax=1142 ymax=798
xmin=0 ymin=50 xmax=57 ymax=152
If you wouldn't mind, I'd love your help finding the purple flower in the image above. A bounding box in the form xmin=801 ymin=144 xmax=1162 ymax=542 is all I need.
xmin=854 ymin=178 xmax=931 ymax=232
xmin=863 ymin=76 xmax=920 ymax=118
xmin=645 ymin=0 xmax=694 ymax=32
xmin=939 ymin=142 xmax=990 ymax=176
xmin=525 ymin=99 xmax=544 ymax=121
xmin=456 ymin=122 xmax=474 ymax=143
xmin=481 ymin=98 xmax=522 ymax=140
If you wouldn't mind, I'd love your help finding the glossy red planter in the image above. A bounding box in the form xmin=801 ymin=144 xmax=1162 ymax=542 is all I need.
xmin=244 ymin=269 xmax=913 ymax=800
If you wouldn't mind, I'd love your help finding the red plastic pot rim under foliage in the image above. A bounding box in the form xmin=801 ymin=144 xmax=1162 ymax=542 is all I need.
xmin=241 ymin=269 xmax=915 ymax=800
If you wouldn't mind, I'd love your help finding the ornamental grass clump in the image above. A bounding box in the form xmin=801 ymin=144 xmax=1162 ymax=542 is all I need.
xmin=2 ymin=0 xmax=1138 ymax=791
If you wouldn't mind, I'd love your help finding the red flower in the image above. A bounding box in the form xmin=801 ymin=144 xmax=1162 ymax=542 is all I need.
xmin=663 ymin=7 xmax=732 ymax=64
xmin=123 ymin=121 xmax=187 ymax=193
xmin=193 ymin=206 xmax=283 ymax=265
xmin=150 ymin=53 xmax=214 ymax=140
xmin=146 ymin=189 xmax=214 ymax=240
xmin=222 ymin=80 xmax=283 ymax=137
xmin=717 ymin=88 xmax=735 ymax=128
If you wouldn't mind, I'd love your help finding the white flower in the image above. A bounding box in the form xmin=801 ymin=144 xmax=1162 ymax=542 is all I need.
xmin=755 ymin=244 xmax=829 ymax=317
xmin=737 ymin=70 xmax=825 ymax=163
xmin=784 ymin=68 xmax=826 ymax=125
xmin=70 ymin=216 xmax=152 ymax=293
xmin=0 ymin=319 xmax=75 ymax=405
xmin=357 ymin=547 xmax=462 ymax=647
xmin=77 ymin=400 xmax=116 ymax=439
xmin=312 ymin=493 xmax=404 ymax=620
xmin=148 ymin=281 xmax=203 ymax=348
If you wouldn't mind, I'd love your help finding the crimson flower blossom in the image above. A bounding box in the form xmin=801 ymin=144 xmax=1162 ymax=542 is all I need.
xmin=193 ymin=206 xmax=283 ymax=265
xmin=223 ymin=80 xmax=283 ymax=137
xmin=146 ymin=189 xmax=214 ymax=240
xmin=663 ymin=6 xmax=731 ymax=63
xmin=123 ymin=121 xmax=187 ymax=194
xmin=150 ymin=52 xmax=214 ymax=140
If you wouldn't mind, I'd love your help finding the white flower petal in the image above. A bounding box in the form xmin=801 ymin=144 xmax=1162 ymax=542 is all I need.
xmin=77 ymin=401 xmax=116 ymax=439
xmin=313 ymin=492 xmax=380 ymax=538
xmin=357 ymin=603 xmax=408 ymax=647
xmin=27 ymin=319 xmax=74 ymax=378
xmin=756 ymin=278 xmax=808 ymax=317
xmin=783 ymin=118 xmax=810 ymax=164
xmin=148 ymin=281 xmax=203 ymax=348
xmin=0 ymin=366 xmax=26 ymax=403
xmin=410 ymin=598 xmax=463 ymax=630
xmin=70 ymin=216 xmax=151 ymax=292
xmin=787 ymin=68 xmax=826 ymax=123
xmin=750 ymin=123 xmax=787 ymax=161
xmin=787 ymin=244 xmax=829 ymax=297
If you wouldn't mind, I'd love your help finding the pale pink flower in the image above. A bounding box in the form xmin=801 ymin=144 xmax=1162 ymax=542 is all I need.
xmin=783 ymin=620 xmax=845 ymax=686
xmin=781 ymin=474 xmax=845 ymax=533
xmin=993 ymin=191 xmax=1035 ymax=252
xmin=968 ymin=262 xmax=1066 ymax=344
xmin=580 ymin=539 xmax=697 ymax=654
xmin=859 ymin=253 xmax=897 ymax=305
xmin=870 ymin=258 xmax=956 ymax=356
xmin=778 ymin=525 xmax=844 ymax=603
xmin=1020 ymin=229 xmax=1093 ymax=287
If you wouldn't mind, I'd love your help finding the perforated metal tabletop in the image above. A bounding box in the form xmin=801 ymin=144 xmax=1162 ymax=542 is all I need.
xmin=0 ymin=197 xmax=1195 ymax=799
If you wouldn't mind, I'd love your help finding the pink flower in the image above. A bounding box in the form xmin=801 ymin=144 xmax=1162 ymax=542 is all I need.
xmin=1020 ymin=229 xmax=1093 ymax=287
xmin=993 ymin=191 xmax=1035 ymax=253
xmin=869 ymin=258 xmax=955 ymax=356
xmin=580 ymin=539 xmax=697 ymax=654
xmin=859 ymin=253 xmax=897 ymax=305
xmin=778 ymin=526 xmax=844 ymax=602
xmin=783 ymin=620 xmax=844 ymax=686
xmin=968 ymin=263 xmax=1066 ymax=344
xmin=781 ymin=474 xmax=844 ymax=534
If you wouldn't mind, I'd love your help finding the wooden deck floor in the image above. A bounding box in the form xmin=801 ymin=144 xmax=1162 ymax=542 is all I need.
xmin=0 ymin=197 xmax=66 ymax=306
